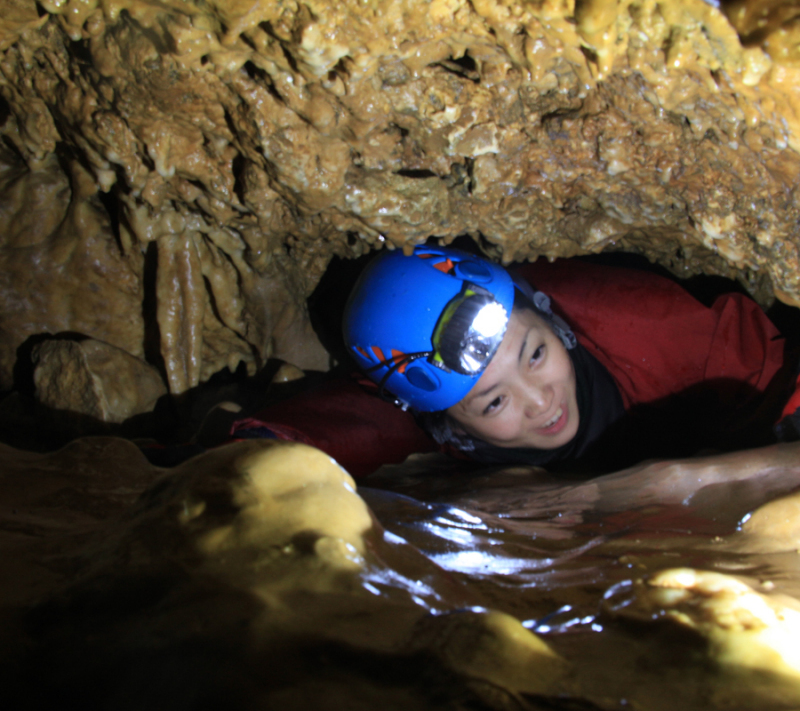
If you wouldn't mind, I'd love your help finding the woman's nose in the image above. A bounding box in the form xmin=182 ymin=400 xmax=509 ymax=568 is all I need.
xmin=522 ymin=385 xmax=549 ymax=418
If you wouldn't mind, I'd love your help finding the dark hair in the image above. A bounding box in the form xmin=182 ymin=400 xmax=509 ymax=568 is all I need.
xmin=413 ymin=289 xmax=562 ymax=453
xmin=415 ymin=408 xmax=481 ymax=451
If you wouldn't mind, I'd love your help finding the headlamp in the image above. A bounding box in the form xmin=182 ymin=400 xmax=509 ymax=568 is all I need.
xmin=431 ymin=284 xmax=509 ymax=376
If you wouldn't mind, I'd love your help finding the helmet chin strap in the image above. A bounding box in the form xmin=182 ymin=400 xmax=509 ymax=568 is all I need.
xmin=363 ymin=350 xmax=432 ymax=406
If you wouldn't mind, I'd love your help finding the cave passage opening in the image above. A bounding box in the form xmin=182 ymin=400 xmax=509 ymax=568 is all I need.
xmin=306 ymin=235 xmax=800 ymax=474
xmin=2 ymin=235 xmax=799 ymax=472
xmin=309 ymin=236 xmax=800 ymax=370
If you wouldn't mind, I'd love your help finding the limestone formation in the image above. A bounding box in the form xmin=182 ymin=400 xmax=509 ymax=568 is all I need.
xmin=615 ymin=567 xmax=800 ymax=705
xmin=8 ymin=437 xmax=800 ymax=708
xmin=2 ymin=0 xmax=800 ymax=406
xmin=1 ymin=438 xmax=576 ymax=709
xmin=31 ymin=337 xmax=167 ymax=422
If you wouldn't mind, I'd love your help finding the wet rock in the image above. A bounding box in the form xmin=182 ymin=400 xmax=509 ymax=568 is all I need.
xmin=736 ymin=489 xmax=800 ymax=552
xmin=613 ymin=567 xmax=800 ymax=705
xmin=412 ymin=609 xmax=569 ymax=697
xmin=270 ymin=362 xmax=305 ymax=384
xmin=723 ymin=0 xmax=800 ymax=65
xmin=0 ymin=0 xmax=799 ymax=395
xmin=32 ymin=338 xmax=167 ymax=423
xmin=2 ymin=438 xmax=578 ymax=710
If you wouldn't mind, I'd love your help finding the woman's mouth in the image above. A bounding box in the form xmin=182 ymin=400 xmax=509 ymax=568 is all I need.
xmin=537 ymin=404 xmax=568 ymax=435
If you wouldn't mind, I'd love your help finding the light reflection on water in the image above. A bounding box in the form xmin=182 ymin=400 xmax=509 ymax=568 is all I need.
xmin=7 ymin=439 xmax=800 ymax=710
xmin=361 ymin=485 xmax=612 ymax=633
xmin=356 ymin=449 xmax=800 ymax=708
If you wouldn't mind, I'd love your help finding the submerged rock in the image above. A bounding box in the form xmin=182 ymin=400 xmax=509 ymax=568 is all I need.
xmin=1 ymin=438 xmax=576 ymax=710
xmin=3 ymin=437 xmax=800 ymax=709
xmin=614 ymin=567 xmax=800 ymax=707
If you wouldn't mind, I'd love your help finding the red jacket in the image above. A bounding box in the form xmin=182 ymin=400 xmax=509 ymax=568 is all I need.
xmin=231 ymin=259 xmax=788 ymax=478
xmin=518 ymin=260 xmax=785 ymax=413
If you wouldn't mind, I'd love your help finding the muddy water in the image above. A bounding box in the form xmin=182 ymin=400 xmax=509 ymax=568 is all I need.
xmin=3 ymin=437 xmax=800 ymax=710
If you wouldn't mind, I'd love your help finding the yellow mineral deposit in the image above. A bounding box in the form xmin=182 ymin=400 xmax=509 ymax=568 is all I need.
xmin=194 ymin=441 xmax=372 ymax=572
xmin=723 ymin=0 xmax=800 ymax=65
xmin=622 ymin=567 xmax=800 ymax=705
xmin=735 ymin=489 xmax=800 ymax=554
xmin=414 ymin=608 xmax=570 ymax=697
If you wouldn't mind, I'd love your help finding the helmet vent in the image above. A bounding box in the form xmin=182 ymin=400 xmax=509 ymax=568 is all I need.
xmin=406 ymin=365 xmax=439 ymax=392
xmin=354 ymin=345 xmax=409 ymax=374
xmin=433 ymin=258 xmax=455 ymax=275
xmin=391 ymin=349 xmax=408 ymax=374
xmin=416 ymin=251 xmax=457 ymax=276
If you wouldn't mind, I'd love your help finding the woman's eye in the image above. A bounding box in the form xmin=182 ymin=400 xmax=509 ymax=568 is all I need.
xmin=483 ymin=396 xmax=503 ymax=414
xmin=530 ymin=345 xmax=545 ymax=363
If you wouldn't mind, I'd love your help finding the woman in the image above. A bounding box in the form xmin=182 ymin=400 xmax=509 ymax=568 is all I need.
xmin=230 ymin=245 xmax=796 ymax=477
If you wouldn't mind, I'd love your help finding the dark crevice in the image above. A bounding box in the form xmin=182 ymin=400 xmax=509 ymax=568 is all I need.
xmin=395 ymin=169 xmax=437 ymax=179
xmin=222 ymin=107 xmax=239 ymax=142
xmin=12 ymin=334 xmax=54 ymax=397
xmin=243 ymin=60 xmax=267 ymax=82
xmin=202 ymin=274 xmax=224 ymax=326
xmin=307 ymin=250 xmax=375 ymax=368
xmin=97 ymin=189 xmax=122 ymax=251
xmin=155 ymin=18 xmax=179 ymax=55
xmin=542 ymin=112 xmax=580 ymax=137
xmin=139 ymin=149 xmax=156 ymax=172
xmin=434 ymin=52 xmax=480 ymax=83
xmin=238 ymin=32 xmax=257 ymax=52
xmin=232 ymin=153 xmax=247 ymax=206
xmin=1 ymin=136 xmax=25 ymax=165
xmin=280 ymin=44 xmax=300 ymax=74
xmin=389 ymin=123 xmax=409 ymax=138
xmin=70 ymin=39 xmax=93 ymax=67
xmin=142 ymin=240 xmax=165 ymax=375
xmin=445 ymin=160 xmax=474 ymax=195
xmin=242 ymin=61 xmax=284 ymax=103
xmin=450 ymin=52 xmax=478 ymax=73
xmin=579 ymin=44 xmax=599 ymax=67
xmin=735 ymin=24 xmax=778 ymax=48
xmin=0 ymin=94 xmax=11 ymax=129
xmin=330 ymin=57 xmax=351 ymax=81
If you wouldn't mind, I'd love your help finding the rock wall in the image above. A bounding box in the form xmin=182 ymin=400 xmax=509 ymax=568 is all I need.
xmin=1 ymin=0 xmax=800 ymax=399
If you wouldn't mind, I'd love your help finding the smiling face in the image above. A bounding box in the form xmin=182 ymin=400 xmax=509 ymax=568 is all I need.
xmin=447 ymin=307 xmax=580 ymax=450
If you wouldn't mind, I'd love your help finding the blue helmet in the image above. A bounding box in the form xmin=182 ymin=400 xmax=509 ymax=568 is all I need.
xmin=342 ymin=245 xmax=518 ymax=412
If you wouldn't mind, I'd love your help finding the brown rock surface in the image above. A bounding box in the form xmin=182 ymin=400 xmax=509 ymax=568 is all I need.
xmin=32 ymin=337 xmax=168 ymax=422
xmin=1 ymin=0 xmax=800 ymax=395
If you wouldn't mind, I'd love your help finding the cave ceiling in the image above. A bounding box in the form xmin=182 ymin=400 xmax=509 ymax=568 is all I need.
xmin=1 ymin=0 xmax=799 ymax=396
